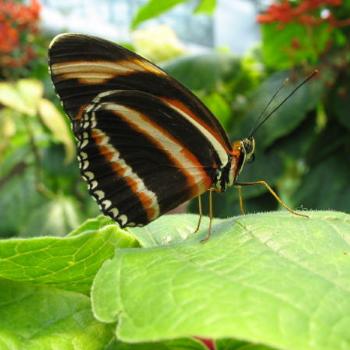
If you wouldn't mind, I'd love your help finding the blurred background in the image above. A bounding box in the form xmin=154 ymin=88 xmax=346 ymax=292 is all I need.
xmin=0 ymin=0 xmax=349 ymax=237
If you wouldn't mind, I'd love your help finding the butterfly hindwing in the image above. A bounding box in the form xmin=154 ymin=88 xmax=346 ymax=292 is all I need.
xmin=78 ymin=90 xmax=216 ymax=226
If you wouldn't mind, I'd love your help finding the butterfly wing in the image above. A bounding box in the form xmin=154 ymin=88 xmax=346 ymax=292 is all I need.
xmin=77 ymin=90 xmax=219 ymax=227
xmin=48 ymin=33 xmax=232 ymax=153
xmin=48 ymin=33 xmax=233 ymax=227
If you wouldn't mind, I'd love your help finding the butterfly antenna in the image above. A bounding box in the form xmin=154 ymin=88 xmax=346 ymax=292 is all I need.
xmin=248 ymin=77 xmax=289 ymax=137
xmin=249 ymin=69 xmax=319 ymax=138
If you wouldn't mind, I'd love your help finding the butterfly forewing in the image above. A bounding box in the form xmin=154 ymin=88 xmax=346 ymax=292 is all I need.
xmin=48 ymin=34 xmax=231 ymax=150
xmin=48 ymin=33 xmax=233 ymax=227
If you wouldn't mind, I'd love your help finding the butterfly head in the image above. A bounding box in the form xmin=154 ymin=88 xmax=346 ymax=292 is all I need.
xmin=226 ymin=136 xmax=255 ymax=189
xmin=242 ymin=136 xmax=255 ymax=164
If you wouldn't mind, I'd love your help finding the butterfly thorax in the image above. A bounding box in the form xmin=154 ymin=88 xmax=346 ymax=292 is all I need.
xmin=213 ymin=137 xmax=255 ymax=192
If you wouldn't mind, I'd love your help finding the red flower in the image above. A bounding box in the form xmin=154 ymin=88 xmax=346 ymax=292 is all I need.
xmin=0 ymin=0 xmax=41 ymax=69
xmin=0 ymin=22 xmax=19 ymax=52
xmin=257 ymin=0 xmax=343 ymax=26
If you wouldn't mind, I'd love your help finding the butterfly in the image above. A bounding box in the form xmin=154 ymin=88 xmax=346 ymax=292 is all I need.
xmin=48 ymin=33 xmax=310 ymax=240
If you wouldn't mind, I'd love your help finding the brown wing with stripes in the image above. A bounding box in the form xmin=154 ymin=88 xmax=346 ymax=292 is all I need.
xmin=78 ymin=90 xmax=216 ymax=227
xmin=48 ymin=33 xmax=232 ymax=154
xmin=48 ymin=33 xmax=233 ymax=227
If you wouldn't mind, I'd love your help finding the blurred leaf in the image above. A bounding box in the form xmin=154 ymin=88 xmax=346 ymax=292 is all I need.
xmin=0 ymin=169 xmax=44 ymax=237
xmin=293 ymin=149 xmax=350 ymax=212
xmin=272 ymin=111 xmax=317 ymax=160
xmin=0 ymin=82 xmax=28 ymax=114
xmin=41 ymin=144 xmax=80 ymax=192
xmin=164 ymin=53 xmax=240 ymax=92
xmin=0 ymin=108 xmax=16 ymax=161
xmin=261 ymin=22 xmax=331 ymax=69
xmin=0 ymin=79 xmax=43 ymax=116
xmin=20 ymin=196 xmax=81 ymax=237
xmin=330 ymin=83 xmax=350 ymax=130
xmin=0 ymin=220 xmax=137 ymax=293
xmin=0 ymin=108 xmax=16 ymax=138
xmin=0 ymin=280 xmax=113 ymax=350
xmin=234 ymin=71 xmax=324 ymax=150
xmin=201 ymin=92 xmax=231 ymax=127
xmin=133 ymin=25 xmax=185 ymax=62
xmin=17 ymin=79 xmax=43 ymax=115
xmin=305 ymin=120 xmax=348 ymax=166
xmin=194 ymin=0 xmax=216 ymax=14
xmin=132 ymin=0 xmax=187 ymax=29
xmin=92 ymin=211 xmax=350 ymax=349
xmin=38 ymin=98 xmax=75 ymax=162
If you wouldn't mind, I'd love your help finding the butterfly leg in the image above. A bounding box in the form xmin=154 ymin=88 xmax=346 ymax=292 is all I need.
xmin=236 ymin=185 xmax=246 ymax=215
xmin=201 ymin=189 xmax=214 ymax=243
xmin=235 ymin=180 xmax=308 ymax=218
xmin=193 ymin=195 xmax=203 ymax=233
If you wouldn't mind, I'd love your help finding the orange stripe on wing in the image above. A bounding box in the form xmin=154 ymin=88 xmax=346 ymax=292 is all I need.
xmin=90 ymin=129 xmax=159 ymax=221
xmin=162 ymin=98 xmax=230 ymax=166
xmin=102 ymin=104 xmax=212 ymax=197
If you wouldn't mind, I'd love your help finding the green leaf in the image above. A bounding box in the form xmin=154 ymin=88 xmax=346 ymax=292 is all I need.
xmin=108 ymin=338 xmax=207 ymax=350
xmin=0 ymin=280 xmax=113 ymax=350
xmin=216 ymin=339 xmax=276 ymax=350
xmin=0 ymin=79 xmax=43 ymax=116
xmin=68 ymin=215 xmax=115 ymax=236
xmin=194 ymin=0 xmax=217 ymax=14
xmin=131 ymin=0 xmax=187 ymax=29
xmin=38 ymin=98 xmax=75 ymax=162
xmin=92 ymin=211 xmax=350 ymax=350
xmin=0 ymin=218 xmax=138 ymax=294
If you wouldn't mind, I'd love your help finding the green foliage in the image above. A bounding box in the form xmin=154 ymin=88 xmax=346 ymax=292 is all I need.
xmin=261 ymin=22 xmax=332 ymax=69
xmin=0 ymin=280 xmax=114 ymax=350
xmin=0 ymin=79 xmax=97 ymax=237
xmin=194 ymin=0 xmax=217 ymax=15
xmin=0 ymin=212 xmax=349 ymax=349
xmin=109 ymin=338 xmax=208 ymax=350
xmin=90 ymin=211 xmax=349 ymax=349
xmin=0 ymin=79 xmax=74 ymax=162
xmin=132 ymin=0 xmax=187 ymax=29
xmin=131 ymin=0 xmax=217 ymax=29
xmin=0 ymin=216 xmax=137 ymax=293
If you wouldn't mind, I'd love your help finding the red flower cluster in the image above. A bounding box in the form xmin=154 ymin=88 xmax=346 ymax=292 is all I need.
xmin=257 ymin=0 xmax=342 ymax=26
xmin=0 ymin=0 xmax=41 ymax=68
